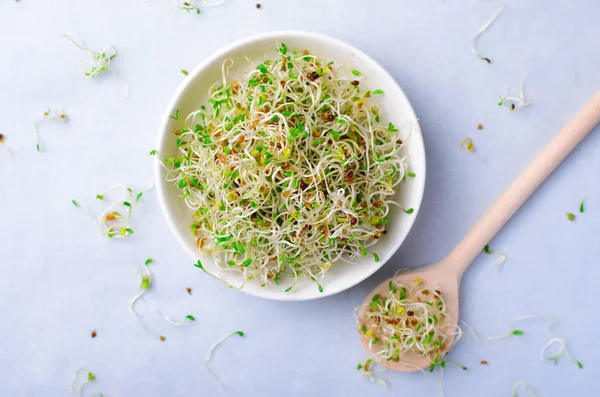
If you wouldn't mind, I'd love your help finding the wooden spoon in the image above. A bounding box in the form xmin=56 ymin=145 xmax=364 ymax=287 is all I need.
xmin=358 ymin=91 xmax=600 ymax=372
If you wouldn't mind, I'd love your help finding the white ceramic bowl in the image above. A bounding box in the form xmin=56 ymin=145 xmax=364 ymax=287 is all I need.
xmin=155 ymin=31 xmax=425 ymax=301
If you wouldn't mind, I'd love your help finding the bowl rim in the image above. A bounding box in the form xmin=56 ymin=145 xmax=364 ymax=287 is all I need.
xmin=154 ymin=30 xmax=426 ymax=301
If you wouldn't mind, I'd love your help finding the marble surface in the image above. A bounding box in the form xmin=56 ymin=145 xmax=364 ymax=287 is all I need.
xmin=1 ymin=0 xmax=599 ymax=396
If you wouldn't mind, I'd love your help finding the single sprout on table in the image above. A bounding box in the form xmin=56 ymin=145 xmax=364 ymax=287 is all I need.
xmin=483 ymin=244 xmax=507 ymax=269
xmin=205 ymin=330 xmax=245 ymax=388
xmin=72 ymin=184 xmax=151 ymax=239
xmin=464 ymin=315 xmax=582 ymax=369
xmin=461 ymin=320 xmax=524 ymax=341
xmin=579 ymin=199 xmax=585 ymax=213
xmin=459 ymin=137 xmax=475 ymax=152
xmin=61 ymin=35 xmax=117 ymax=78
xmin=34 ymin=108 xmax=68 ymax=152
xmin=512 ymin=381 xmax=541 ymax=397
xmin=162 ymin=43 xmax=410 ymax=292
xmin=356 ymin=278 xmax=462 ymax=383
xmin=498 ymin=80 xmax=530 ymax=111
xmin=130 ymin=258 xmax=196 ymax=327
xmin=470 ymin=6 xmax=504 ymax=64
xmin=69 ymin=367 xmax=96 ymax=397
xmin=566 ymin=212 xmax=575 ymax=221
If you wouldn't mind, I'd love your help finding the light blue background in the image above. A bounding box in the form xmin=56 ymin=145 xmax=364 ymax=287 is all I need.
xmin=1 ymin=0 xmax=599 ymax=396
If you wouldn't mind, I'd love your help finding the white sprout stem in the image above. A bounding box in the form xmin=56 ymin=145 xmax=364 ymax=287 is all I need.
xmin=499 ymin=80 xmax=530 ymax=110
xmin=460 ymin=320 xmax=515 ymax=341
xmin=512 ymin=381 xmax=541 ymax=397
xmin=129 ymin=261 xmax=192 ymax=326
xmin=138 ymin=299 xmax=192 ymax=326
xmin=205 ymin=331 xmax=243 ymax=388
xmin=470 ymin=6 xmax=504 ymax=62
xmin=34 ymin=109 xmax=67 ymax=152
xmin=69 ymin=367 xmax=94 ymax=397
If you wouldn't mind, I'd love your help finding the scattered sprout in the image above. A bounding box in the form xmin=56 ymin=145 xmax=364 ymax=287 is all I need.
xmin=34 ymin=108 xmax=68 ymax=152
xmin=181 ymin=69 xmax=189 ymax=76
xmin=512 ymin=381 xmax=540 ymax=397
xmin=461 ymin=321 xmax=525 ymax=341
xmin=62 ymin=35 xmax=117 ymax=78
xmin=469 ymin=7 xmax=504 ymax=64
xmin=566 ymin=212 xmax=575 ymax=221
xmin=69 ymin=367 xmax=96 ymax=397
xmin=72 ymin=184 xmax=152 ymax=239
xmin=130 ymin=258 xmax=196 ymax=327
xmin=459 ymin=137 xmax=475 ymax=152
xmin=579 ymin=199 xmax=585 ymax=213
xmin=205 ymin=330 xmax=246 ymax=388
xmin=477 ymin=124 xmax=483 ymax=130
xmin=464 ymin=315 xmax=582 ymax=368
xmin=482 ymin=244 xmax=507 ymax=269
xmin=498 ymin=80 xmax=530 ymax=111
xmin=149 ymin=149 xmax=157 ymax=156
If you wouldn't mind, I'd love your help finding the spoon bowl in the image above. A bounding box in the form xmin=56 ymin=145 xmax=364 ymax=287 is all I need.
xmin=358 ymin=261 xmax=461 ymax=372
xmin=357 ymin=91 xmax=600 ymax=372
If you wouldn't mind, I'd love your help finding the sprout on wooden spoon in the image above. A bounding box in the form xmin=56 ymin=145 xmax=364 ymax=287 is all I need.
xmin=356 ymin=92 xmax=600 ymax=373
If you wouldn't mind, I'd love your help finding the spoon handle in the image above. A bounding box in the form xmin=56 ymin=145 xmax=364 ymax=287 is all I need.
xmin=447 ymin=91 xmax=600 ymax=275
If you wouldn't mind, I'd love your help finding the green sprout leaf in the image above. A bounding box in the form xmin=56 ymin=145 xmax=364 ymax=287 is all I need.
xmin=372 ymin=89 xmax=384 ymax=94
xmin=359 ymin=244 xmax=367 ymax=256
xmin=242 ymin=258 xmax=252 ymax=267
xmin=181 ymin=69 xmax=189 ymax=76
xmin=576 ymin=360 xmax=583 ymax=369
xmin=512 ymin=330 xmax=524 ymax=336
xmin=145 ymin=258 xmax=153 ymax=265
xmin=72 ymin=200 xmax=79 ymax=207
xmin=186 ymin=315 xmax=195 ymax=321
xmin=580 ymin=200 xmax=585 ymax=213
xmin=351 ymin=69 xmax=361 ymax=76
xmin=149 ymin=149 xmax=157 ymax=156
xmin=194 ymin=260 xmax=203 ymax=269
xmin=372 ymin=253 xmax=380 ymax=262
xmin=234 ymin=331 xmax=244 ymax=337
xmin=279 ymin=43 xmax=288 ymax=55
xmin=484 ymin=245 xmax=492 ymax=254
xmin=566 ymin=212 xmax=575 ymax=221
xmin=96 ymin=194 xmax=104 ymax=200
xmin=387 ymin=122 xmax=399 ymax=132
xmin=403 ymin=208 xmax=414 ymax=214
xmin=141 ymin=278 xmax=150 ymax=289
xmin=87 ymin=372 xmax=96 ymax=382
xmin=407 ymin=172 xmax=416 ymax=178
xmin=123 ymin=201 xmax=132 ymax=208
